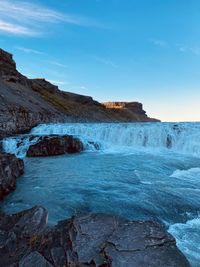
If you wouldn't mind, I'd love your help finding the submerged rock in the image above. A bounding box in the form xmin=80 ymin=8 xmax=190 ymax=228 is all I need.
xmin=26 ymin=135 xmax=84 ymax=157
xmin=0 ymin=206 xmax=191 ymax=267
xmin=0 ymin=153 xmax=24 ymax=200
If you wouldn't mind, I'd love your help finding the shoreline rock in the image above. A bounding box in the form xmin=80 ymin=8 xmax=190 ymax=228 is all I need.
xmin=26 ymin=135 xmax=84 ymax=157
xmin=0 ymin=206 xmax=191 ymax=267
xmin=0 ymin=153 xmax=24 ymax=200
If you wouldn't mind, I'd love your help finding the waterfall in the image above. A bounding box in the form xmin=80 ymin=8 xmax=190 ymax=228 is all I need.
xmin=3 ymin=122 xmax=200 ymax=157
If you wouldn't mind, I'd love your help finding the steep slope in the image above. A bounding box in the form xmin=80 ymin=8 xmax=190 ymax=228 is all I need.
xmin=0 ymin=48 xmax=159 ymax=137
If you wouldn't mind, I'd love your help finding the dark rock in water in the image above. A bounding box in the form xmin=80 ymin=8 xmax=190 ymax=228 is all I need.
xmin=0 ymin=207 xmax=191 ymax=267
xmin=0 ymin=153 xmax=24 ymax=200
xmin=88 ymin=141 xmax=101 ymax=150
xmin=26 ymin=135 xmax=84 ymax=157
xmin=166 ymin=134 xmax=172 ymax=148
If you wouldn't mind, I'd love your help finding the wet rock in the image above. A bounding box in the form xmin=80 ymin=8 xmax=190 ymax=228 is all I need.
xmin=166 ymin=134 xmax=172 ymax=148
xmin=19 ymin=251 xmax=53 ymax=267
xmin=87 ymin=141 xmax=101 ymax=150
xmin=0 ymin=207 xmax=191 ymax=267
xmin=50 ymin=247 xmax=66 ymax=267
xmin=12 ymin=206 xmax=48 ymax=237
xmin=103 ymin=221 xmax=189 ymax=267
xmin=26 ymin=135 xmax=84 ymax=157
xmin=71 ymin=213 xmax=122 ymax=264
xmin=0 ymin=153 xmax=24 ymax=200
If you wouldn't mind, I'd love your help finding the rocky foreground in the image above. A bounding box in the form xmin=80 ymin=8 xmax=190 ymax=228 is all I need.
xmin=0 ymin=48 xmax=159 ymax=137
xmin=0 ymin=206 xmax=190 ymax=267
xmin=0 ymin=153 xmax=24 ymax=200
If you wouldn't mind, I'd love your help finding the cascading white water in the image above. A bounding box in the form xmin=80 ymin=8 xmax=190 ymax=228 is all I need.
xmin=31 ymin=122 xmax=200 ymax=156
xmin=2 ymin=135 xmax=40 ymax=158
xmin=3 ymin=122 xmax=200 ymax=157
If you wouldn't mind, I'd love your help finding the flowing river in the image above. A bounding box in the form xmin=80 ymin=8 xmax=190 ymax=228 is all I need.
xmin=2 ymin=122 xmax=200 ymax=266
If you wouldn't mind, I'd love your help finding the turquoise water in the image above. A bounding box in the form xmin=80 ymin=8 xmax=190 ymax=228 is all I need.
xmin=2 ymin=122 xmax=200 ymax=266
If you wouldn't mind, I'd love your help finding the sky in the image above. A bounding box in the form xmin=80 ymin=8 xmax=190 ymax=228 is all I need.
xmin=0 ymin=0 xmax=199 ymax=122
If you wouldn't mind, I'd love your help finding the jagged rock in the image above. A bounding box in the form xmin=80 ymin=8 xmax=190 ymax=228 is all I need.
xmin=0 ymin=207 xmax=190 ymax=267
xmin=26 ymin=135 xmax=84 ymax=157
xmin=0 ymin=153 xmax=24 ymax=200
xmin=0 ymin=49 xmax=28 ymax=86
xmin=19 ymin=251 xmax=53 ymax=267
xmin=103 ymin=221 xmax=189 ymax=267
xmin=12 ymin=206 xmax=48 ymax=237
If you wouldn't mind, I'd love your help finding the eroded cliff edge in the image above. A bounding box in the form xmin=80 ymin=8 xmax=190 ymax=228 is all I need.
xmin=0 ymin=48 xmax=159 ymax=137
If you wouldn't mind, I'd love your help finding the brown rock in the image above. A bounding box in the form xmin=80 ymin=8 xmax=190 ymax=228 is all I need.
xmin=0 ymin=208 xmax=191 ymax=267
xmin=26 ymin=135 xmax=84 ymax=157
xmin=0 ymin=153 xmax=24 ymax=200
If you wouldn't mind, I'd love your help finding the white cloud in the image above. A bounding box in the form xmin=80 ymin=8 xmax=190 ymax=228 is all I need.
xmin=94 ymin=56 xmax=119 ymax=68
xmin=16 ymin=46 xmax=45 ymax=55
xmin=0 ymin=19 xmax=37 ymax=36
xmin=47 ymin=61 xmax=68 ymax=68
xmin=80 ymin=86 xmax=87 ymax=89
xmin=0 ymin=0 xmax=97 ymax=36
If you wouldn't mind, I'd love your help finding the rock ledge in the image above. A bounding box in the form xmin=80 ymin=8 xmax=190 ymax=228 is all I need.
xmin=0 ymin=206 xmax=191 ymax=267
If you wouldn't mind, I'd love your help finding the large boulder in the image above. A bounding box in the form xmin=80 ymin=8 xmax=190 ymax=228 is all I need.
xmin=0 ymin=153 xmax=24 ymax=200
xmin=0 ymin=207 xmax=191 ymax=266
xmin=26 ymin=135 xmax=84 ymax=157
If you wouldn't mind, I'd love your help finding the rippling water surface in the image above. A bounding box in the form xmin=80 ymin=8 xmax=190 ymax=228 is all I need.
xmin=2 ymin=122 xmax=200 ymax=266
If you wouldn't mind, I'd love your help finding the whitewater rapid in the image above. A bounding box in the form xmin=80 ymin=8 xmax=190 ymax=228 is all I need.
xmin=3 ymin=122 xmax=200 ymax=158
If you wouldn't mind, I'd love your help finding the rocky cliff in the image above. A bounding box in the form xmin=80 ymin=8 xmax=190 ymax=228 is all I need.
xmin=0 ymin=48 xmax=159 ymax=137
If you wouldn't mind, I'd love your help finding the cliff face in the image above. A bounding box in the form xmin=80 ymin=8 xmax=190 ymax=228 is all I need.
xmin=102 ymin=101 xmax=156 ymax=121
xmin=0 ymin=48 xmax=159 ymax=137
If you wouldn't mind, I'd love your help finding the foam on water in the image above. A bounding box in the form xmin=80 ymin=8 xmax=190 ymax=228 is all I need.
xmin=169 ymin=216 xmax=200 ymax=267
xmin=3 ymin=135 xmax=40 ymax=158
xmin=170 ymin=167 xmax=200 ymax=182
xmin=3 ymin=122 xmax=200 ymax=158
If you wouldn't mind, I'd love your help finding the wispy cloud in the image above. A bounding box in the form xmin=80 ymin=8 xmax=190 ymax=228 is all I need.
xmin=80 ymin=86 xmax=87 ymax=89
xmin=150 ymin=38 xmax=168 ymax=47
xmin=16 ymin=46 xmax=45 ymax=55
xmin=0 ymin=0 xmax=98 ymax=36
xmin=177 ymin=44 xmax=200 ymax=56
xmin=0 ymin=19 xmax=37 ymax=36
xmin=47 ymin=61 xmax=68 ymax=68
xmin=94 ymin=56 xmax=119 ymax=68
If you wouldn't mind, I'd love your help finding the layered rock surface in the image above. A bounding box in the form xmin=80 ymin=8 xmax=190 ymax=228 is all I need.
xmin=0 ymin=206 xmax=190 ymax=267
xmin=0 ymin=48 xmax=159 ymax=137
xmin=26 ymin=135 xmax=84 ymax=157
xmin=0 ymin=153 xmax=24 ymax=200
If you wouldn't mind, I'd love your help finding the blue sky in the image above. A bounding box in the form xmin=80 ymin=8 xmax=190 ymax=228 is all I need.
xmin=0 ymin=0 xmax=199 ymax=121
